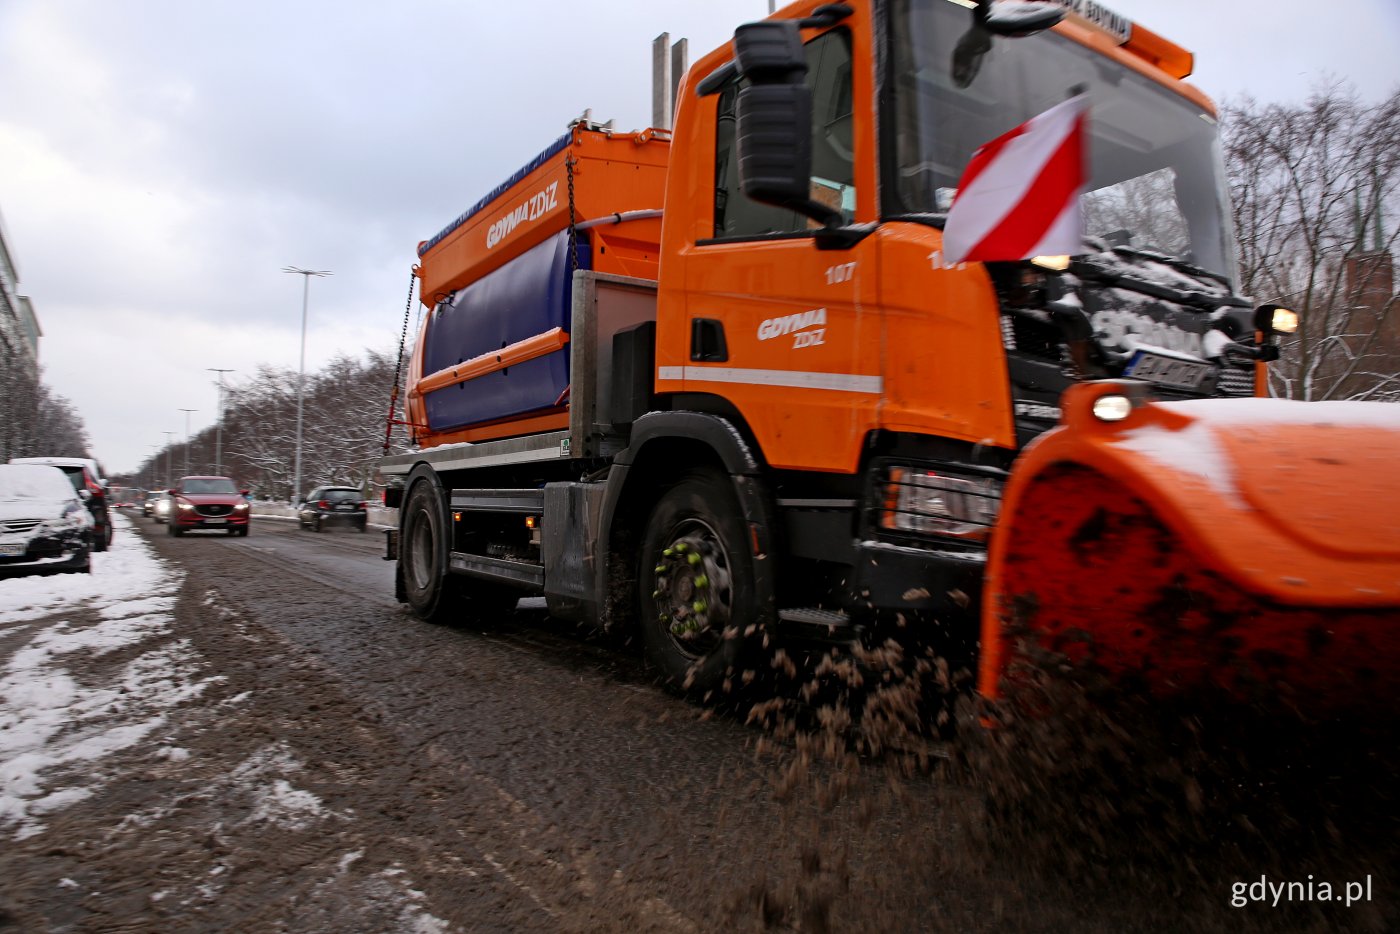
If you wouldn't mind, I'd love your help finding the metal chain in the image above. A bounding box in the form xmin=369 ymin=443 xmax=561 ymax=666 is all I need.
xmin=566 ymin=154 xmax=580 ymax=273
xmin=383 ymin=267 xmax=417 ymax=454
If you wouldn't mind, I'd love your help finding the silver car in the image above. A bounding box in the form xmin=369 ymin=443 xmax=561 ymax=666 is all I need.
xmin=0 ymin=464 xmax=95 ymax=576
xmin=149 ymin=492 xmax=173 ymax=524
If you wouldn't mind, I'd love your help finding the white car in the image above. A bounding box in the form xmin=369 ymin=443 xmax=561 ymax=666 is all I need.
xmin=149 ymin=493 xmax=173 ymax=524
xmin=0 ymin=464 xmax=95 ymax=577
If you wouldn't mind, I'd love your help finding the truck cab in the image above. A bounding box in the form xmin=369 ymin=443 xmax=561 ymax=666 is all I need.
xmin=642 ymin=0 xmax=1272 ymax=651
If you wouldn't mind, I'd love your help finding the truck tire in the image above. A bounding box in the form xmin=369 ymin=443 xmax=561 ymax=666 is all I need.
xmin=638 ymin=469 xmax=760 ymax=699
xmin=400 ymin=474 xmax=516 ymax=625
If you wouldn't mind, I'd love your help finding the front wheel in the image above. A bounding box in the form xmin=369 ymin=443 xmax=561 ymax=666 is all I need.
xmin=638 ymin=469 xmax=761 ymax=699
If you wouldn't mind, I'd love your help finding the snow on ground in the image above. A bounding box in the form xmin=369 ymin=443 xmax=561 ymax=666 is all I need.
xmin=0 ymin=514 xmax=212 ymax=839
xmin=1 ymin=513 xmax=455 ymax=928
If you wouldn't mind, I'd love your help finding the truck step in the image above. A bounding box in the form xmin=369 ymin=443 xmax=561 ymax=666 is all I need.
xmin=777 ymin=607 xmax=857 ymax=642
xmin=448 ymin=551 xmax=544 ymax=590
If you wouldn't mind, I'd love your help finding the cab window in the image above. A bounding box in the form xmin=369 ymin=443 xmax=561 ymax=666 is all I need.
xmin=713 ymin=28 xmax=856 ymax=239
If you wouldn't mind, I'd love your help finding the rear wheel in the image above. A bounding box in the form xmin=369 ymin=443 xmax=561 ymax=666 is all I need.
xmin=94 ymin=520 xmax=110 ymax=552
xmin=400 ymin=474 xmax=516 ymax=625
xmin=638 ymin=469 xmax=760 ymax=698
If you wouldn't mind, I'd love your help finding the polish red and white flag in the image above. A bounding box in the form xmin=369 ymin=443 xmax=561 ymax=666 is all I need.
xmin=941 ymin=94 xmax=1089 ymax=264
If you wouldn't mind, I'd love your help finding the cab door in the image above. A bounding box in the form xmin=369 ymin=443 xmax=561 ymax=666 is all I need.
xmin=662 ymin=21 xmax=882 ymax=474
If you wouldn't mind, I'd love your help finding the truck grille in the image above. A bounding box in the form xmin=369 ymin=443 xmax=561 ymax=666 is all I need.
xmin=1215 ymin=368 xmax=1256 ymax=397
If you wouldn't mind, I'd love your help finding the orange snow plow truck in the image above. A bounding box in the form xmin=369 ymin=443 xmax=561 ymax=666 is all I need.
xmin=383 ymin=0 xmax=1400 ymax=715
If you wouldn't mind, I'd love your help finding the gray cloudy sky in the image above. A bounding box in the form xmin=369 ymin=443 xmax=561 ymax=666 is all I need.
xmin=2 ymin=0 xmax=1397 ymax=475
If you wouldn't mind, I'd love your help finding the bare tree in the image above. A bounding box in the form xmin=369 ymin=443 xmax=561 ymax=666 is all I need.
xmin=178 ymin=349 xmax=411 ymax=501
xmin=0 ymin=362 xmax=91 ymax=460
xmin=1223 ymin=84 xmax=1400 ymax=401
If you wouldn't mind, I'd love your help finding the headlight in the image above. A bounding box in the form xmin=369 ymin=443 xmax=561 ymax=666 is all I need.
xmin=1270 ymin=308 xmax=1299 ymax=333
xmin=1253 ymin=302 xmax=1299 ymax=336
xmin=178 ymin=502 xmax=195 ymax=511
xmin=234 ymin=502 xmax=250 ymax=512
xmin=37 ymin=510 xmax=85 ymax=535
xmin=880 ymin=467 xmax=1002 ymax=539
xmin=1091 ymin=394 xmax=1134 ymax=422
xmin=1030 ymin=254 xmax=1070 ymax=271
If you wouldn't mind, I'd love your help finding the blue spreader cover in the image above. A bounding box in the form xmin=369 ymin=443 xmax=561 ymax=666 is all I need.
xmin=422 ymin=230 xmax=590 ymax=433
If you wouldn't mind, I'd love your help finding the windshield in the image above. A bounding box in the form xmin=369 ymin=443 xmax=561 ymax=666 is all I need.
xmin=182 ymin=478 xmax=238 ymax=495
xmin=0 ymin=466 xmax=75 ymax=502
xmin=321 ymin=490 xmax=360 ymax=503
xmin=886 ymin=0 xmax=1237 ymax=280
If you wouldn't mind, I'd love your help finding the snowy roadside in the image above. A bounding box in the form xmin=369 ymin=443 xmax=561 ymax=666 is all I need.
xmin=0 ymin=513 xmax=199 ymax=840
xmin=0 ymin=515 xmax=456 ymax=931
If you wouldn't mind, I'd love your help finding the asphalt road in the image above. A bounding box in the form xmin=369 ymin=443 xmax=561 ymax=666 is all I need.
xmin=2 ymin=510 xmax=1390 ymax=932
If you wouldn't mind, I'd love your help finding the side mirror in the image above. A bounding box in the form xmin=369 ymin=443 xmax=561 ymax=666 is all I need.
xmin=732 ymin=21 xmax=841 ymax=229
xmin=168 ymin=488 xmax=179 ymax=495
xmin=953 ymin=1 xmax=1065 ymax=89
xmin=78 ymin=489 xmax=93 ymax=502
xmin=981 ymin=0 xmax=1065 ymax=36
xmin=241 ymin=489 xmax=251 ymax=497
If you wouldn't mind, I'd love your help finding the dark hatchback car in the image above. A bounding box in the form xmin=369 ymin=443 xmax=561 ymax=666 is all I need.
xmin=0 ymin=464 xmax=94 ymax=576
xmin=8 ymin=456 xmax=112 ymax=551
xmin=297 ymin=487 xmax=368 ymax=532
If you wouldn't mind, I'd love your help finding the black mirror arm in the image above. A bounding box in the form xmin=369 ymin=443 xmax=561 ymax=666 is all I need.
xmin=815 ymin=222 xmax=879 ymax=251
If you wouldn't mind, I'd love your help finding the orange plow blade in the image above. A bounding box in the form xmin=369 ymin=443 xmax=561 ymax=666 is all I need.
xmin=980 ymin=383 xmax=1400 ymax=718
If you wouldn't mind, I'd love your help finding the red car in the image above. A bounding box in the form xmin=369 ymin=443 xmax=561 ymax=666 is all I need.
xmin=167 ymin=476 xmax=251 ymax=537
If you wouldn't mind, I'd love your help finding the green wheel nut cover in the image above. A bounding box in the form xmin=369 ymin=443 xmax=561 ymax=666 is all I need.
xmin=687 ymin=553 xmax=702 ymax=566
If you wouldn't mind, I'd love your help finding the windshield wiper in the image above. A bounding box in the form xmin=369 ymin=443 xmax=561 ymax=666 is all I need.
xmin=1109 ymin=244 xmax=1234 ymax=289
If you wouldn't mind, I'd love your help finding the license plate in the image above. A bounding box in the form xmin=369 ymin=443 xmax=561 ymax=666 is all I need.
xmin=203 ymin=518 xmax=227 ymax=525
xmin=336 ymin=505 xmax=354 ymax=511
xmin=1126 ymin=349 xmax=1213 ymax=390
xmin=0 ymin=543 xmax=25 ymax=557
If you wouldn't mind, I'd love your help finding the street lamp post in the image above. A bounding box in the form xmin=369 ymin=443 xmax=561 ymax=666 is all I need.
xmin=162 ymin=431 xmax=175 ymax=488
xmin=283 ymin=266 xmax=332 ymax=504
xmin=208 ymin=368 xmax=233 ymax=475
xmin=179 ymin=408 xmax=197 ymax=476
